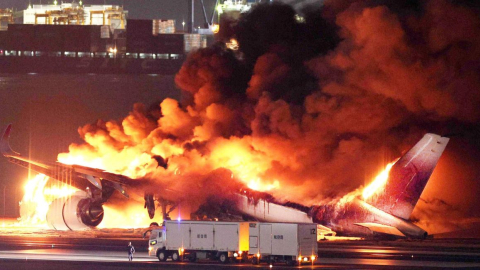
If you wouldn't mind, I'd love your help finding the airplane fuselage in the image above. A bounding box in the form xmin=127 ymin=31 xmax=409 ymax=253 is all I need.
xmin=311 ymin=198 xmax=427 ymax=238
xmin=235 ymin=193 xmax=427 ymax=239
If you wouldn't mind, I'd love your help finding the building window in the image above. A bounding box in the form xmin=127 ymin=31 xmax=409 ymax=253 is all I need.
xmin=5 ymin=51 xmax=17 ymax=56
xmin=77 ymin=52 xmax=92 ymax=58
xmin=126 ymin=53 xmax=138 ymax=59
xmin=94 ymin=52 xmax=107 ymax=58
xmin=64 ymin=51 xmax=76 ymax=57
xmin=48 ymin=52 xmax=62 ymax=57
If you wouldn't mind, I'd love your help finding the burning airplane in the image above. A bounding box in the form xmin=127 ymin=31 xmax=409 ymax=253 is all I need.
xmin=1 ymin=124 xmax=448 ymax=238
xmin=2 ymin=0 xmax=479 ymax=238
xmin=202 ymin=133 xmax=449 ymax=239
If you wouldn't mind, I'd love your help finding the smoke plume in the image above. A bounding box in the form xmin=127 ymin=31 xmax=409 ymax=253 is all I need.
xmin=58 ymin=1 xmax=480 ymax=233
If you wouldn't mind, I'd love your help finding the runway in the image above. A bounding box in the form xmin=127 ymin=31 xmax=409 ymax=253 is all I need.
xmin=0 ymin=232 xmax=479 ymax=269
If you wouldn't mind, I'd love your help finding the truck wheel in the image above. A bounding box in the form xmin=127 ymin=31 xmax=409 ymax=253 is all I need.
xmin=219 ymin=253 xmax=229 ymax=263
xmin=172 ymin=251 xmax=180 ymax=262
xmin=252 ymin=257 xmax=259 ymax=265
xmin=157 ymin=251 xmax=167 ymax=262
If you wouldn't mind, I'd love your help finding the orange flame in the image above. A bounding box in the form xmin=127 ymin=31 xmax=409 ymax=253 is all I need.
xmin=362 ymin=159 xmax=398 ymax=199
xmin=99 ymin=205 xmax=160 ymax=229
xmin=18 ymin=173 xmax=78 ymax=226
xmin=18 ymin=173 xmax=162 ymax=229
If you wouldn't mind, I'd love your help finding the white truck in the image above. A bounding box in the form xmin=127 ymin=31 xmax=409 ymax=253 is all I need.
xmin=148 ymin=220 xmax=250 ymax=263
xmin=248 ymin=222 xmax=318 ymax=265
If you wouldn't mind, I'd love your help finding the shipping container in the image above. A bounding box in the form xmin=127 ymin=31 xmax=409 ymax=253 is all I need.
xmin=127 ymin=19 xmax=153 ymax=37
xmin=101 ymin=25 xmax=110 ymax=38
xmin=153 ymin=19 xmax=175 ymax=34
xmin=0 ymin=21 xmax=8 ymax=31
xmin=89 ymin=25 xmax=105 ymax=52
xmin=63 ymin=25 xmax=92 ymax=52
xmin=7 ymin=24 xmax=35 ymax=50
xmin=184 ymin=34 xmax=207 ymax=52
xmin=34 ymin=24 xmax=64 ymax=51
xmin=153 ymin=34 xmax=184 ymax=54
xmin=0 ymin=30 xmax=9 ymax=48
xmin=126 ymin=19 xmax=153 ymax=53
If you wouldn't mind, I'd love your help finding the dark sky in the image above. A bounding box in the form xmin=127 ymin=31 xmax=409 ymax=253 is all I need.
xmin=4 ymin=0 xmax=218 ymax=30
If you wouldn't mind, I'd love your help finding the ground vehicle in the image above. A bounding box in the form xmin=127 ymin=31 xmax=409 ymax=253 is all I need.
xmin=248 ymin=222 xmax=318 ymax=265
xmin=148 ymin=220 xmax=249 ymax=263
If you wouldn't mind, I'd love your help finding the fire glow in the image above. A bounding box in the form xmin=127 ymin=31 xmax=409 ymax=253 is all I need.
xmin=18 ymin=172 xmax=162 ymax=229
xmin=18 ymin=173 xmax=77 ymax=226
xmin=362 ymin=160 xmax=398 ymax=200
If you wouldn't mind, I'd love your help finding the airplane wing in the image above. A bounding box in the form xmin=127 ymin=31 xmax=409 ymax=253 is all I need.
xmin=1 ymin=124 xmax=133 ymax=198
xmin=355 ymin=222 xmax=406 ymax=237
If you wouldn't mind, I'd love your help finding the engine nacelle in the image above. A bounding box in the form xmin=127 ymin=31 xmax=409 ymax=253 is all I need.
xmin=46 ymin=194 xmax=104 ymax=230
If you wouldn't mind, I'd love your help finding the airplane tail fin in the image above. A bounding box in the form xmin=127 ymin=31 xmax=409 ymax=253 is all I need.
xmin=367 ymin=133 xmax=449 ymax=220
xmin=1 ymin=124 xmax=20 ymax=157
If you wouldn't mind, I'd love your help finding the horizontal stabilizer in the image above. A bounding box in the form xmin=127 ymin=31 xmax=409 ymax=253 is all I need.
xmin=355 ymin=222 xmax=405 ymax=237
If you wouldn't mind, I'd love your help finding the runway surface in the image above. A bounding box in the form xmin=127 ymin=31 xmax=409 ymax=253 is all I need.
xmin=0 ymin=227 xmax=479 ymax=269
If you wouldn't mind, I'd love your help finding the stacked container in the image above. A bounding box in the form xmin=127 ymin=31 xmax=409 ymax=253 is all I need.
xmin=153 ymin=19 xmax=175 ymax=34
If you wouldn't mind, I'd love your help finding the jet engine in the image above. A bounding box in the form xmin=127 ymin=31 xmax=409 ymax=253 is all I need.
xmin=46 ymin=193 xmax=104 ymax=230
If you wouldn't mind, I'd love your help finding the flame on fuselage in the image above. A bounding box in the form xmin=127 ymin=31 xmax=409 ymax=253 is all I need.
xmin=362 ymin=159 xmax=398 ymax=200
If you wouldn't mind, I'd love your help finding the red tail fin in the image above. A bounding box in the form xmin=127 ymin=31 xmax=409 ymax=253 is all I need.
xmin=368 ymin=134 xmax=449 ymax=219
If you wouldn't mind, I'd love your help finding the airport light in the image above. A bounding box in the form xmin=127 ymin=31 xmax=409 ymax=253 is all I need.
xmin=212 ymin=24 xmax=219 ymax=34
xmin=216 ymin=4 xmax=223 ymax=14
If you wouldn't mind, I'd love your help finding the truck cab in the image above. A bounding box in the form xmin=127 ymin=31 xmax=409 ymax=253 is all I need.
xmin=148 ymin=228 xmax=167 ymax=258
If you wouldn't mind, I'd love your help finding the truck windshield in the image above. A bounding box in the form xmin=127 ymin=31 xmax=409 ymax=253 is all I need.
xmin=150 ymin=231 xmax=162 ymax=240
